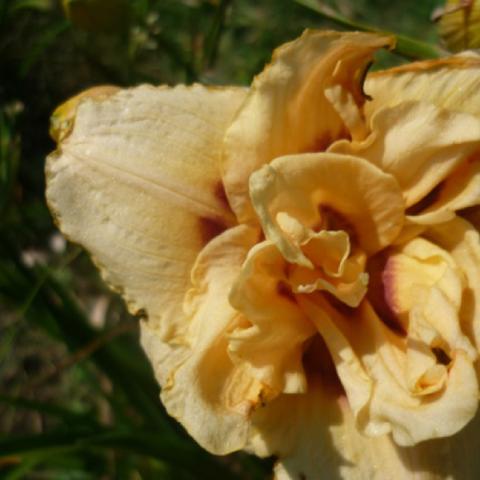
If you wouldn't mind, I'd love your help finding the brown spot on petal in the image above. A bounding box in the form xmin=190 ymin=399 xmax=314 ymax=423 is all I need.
xmin=198 ymin=216 xmax=228 ymax=245
xmin=307 ymin=133 xmax=333 ymax=153
xmin=432 ymin=347 xmax=451 ymax=366
xmin=134 ymin=308 xmax=148 ymax=320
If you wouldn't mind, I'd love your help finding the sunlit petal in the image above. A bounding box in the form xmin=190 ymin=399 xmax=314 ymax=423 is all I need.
xmin=223 ymin=30 xmax=393 ymax=223
xmin=329 ymin=101 xmax=480 ymax=207
xmin=248 ymin=378 xmax=480 ymax=480
xmin=365 ymin=52 xmax=480 ymax=117
xmin=427 ymin=216 xmax=480 ymax=353
xmin=154 ymin=225 xmax=264 ymax=454
xmin=47 ymin=84 xmax=246 ymax=340
xmin=249 ymin=152 xmax=404 ymax=265
xmin=301 ymin=297 xmax=478 ymax=446
xmin=228 ymin=241 xmax=315 ymax=394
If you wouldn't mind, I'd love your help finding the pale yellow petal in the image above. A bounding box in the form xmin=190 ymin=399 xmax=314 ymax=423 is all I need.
xmin=426 ymin=216 xmax=480 ymax=352
xmin=272 ymin=214 xmax=369 ymax=306
xmin=406 ymin=311 xmax=448 ymax=396
xmin=301 ymin=296 xmax=478 ymax=446
xmin=249 ymin=152 xmax=404 ymax=265
xmin=329 ymin=101 xmax=480 ymax=207
xmin=383 ymin=238 xmax=464 ymax=324
xmin=248 ymin=378 xmax=480 ymax=479
xmin=365 ymin=52 xmax=480 ymax=118
xmin=290 ymin=258 xmax=368 ymax=308
xmin=155 ymin=225 xmax=263 ymax=454
xmin=297 ymin=296 xmax=373 ymax=422
xmin=300 ymin=228 xmax=351 ymax=277
xmin=228 ymin=241 xmax=315 ymax=394
xmin=359 ymin=303 xmax=478 ymax=446
xmin=46 ymin=84 xmax=246 ymax=341
xmin=223 ymin=30 xmax=393 ymax=223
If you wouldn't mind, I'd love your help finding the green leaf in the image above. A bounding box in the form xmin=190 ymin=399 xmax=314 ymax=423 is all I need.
xmin=19 ymin=20 xmax=69 ymax=76
xmin=0 ymin=395 xmax=97 ymax=427
xmin=9 ymin=0 xmax=53 ymax=12
xmin=0 ymin=429 xmax=242 ymax=479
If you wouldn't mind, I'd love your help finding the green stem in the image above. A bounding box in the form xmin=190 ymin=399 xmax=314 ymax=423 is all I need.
xmin=295 ymin=0 xmax=446 ymax=60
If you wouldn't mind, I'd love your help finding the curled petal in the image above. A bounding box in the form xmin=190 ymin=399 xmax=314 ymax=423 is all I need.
xmin=46 ymin=84 xmax=246 ymax=340
xmin=229 ymin=242 xmax=315 ymax=394
xmin=388 ymin=238 xmax=477 ymax=360
xmin=223 ymin=30 xmax=393 ymax=222
xmin=249 ymin=152 xmax=404 ymax=265
xmin=383 ymin=237 xmax=464 ymax=324
xmin=426 ymin=216 xmax=480 ymax=353
xmin=290 ymin=256 xmax=368 ymax=308
xmin=274 ymin=213 xmax=369 ymax=306
xmin=155 ymin=225 xmax=263 ymax=454
xmin=329 ymin=101 xmax=480 ymax=207
xmin=406 ymin=311 xmax=448 ymax=396
xmin=361 ymin=303 xmax=478 ymax=445
xmin=301 ymin=297 xmax=478 ymax=446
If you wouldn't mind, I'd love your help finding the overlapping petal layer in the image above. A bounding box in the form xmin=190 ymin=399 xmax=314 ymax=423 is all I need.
xmin=223 ymin=30 xmax=394 ymax=223
xmin=249 ymin=152 xmax=404 ymax=263
xmin=228 ymin=241 xmax=315 ymax=395
xmin=426 ymin=217 xmax=480 ymax=353
xmin=365 ymin=52 xmax=480 ymax=117
xmin=249 ymin=380 xmax=480 ymax=480
xmin=156 ymin=225 xmax=263 ymax=454
xmin=300 ymin=297 xmax=478 ymax=447
xmin=329 ymin=101 xmax=480 ymax=207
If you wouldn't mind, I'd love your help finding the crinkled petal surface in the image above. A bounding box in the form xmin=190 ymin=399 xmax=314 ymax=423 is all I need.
xmin=299 ymin=298 xmax=478 ymax=447
xmin=156 ymin=225 xmax=265 ymax=455
xmin=248 ymin=381 xmax=480 ymax=480
xmin=228 ymin=241 xmax=316 ymax=395
xmin=249 ymin=152 xmax=404 ymax=265
xmin=426 ymin=216 xmax=480 ymax=353
xmin=223 ymin=30 xmax=394 ymax=223
xmin=46 ymin=84 xmax=246 ymax=341
xmin=329 ymin=101 xmax=480 ymax=207
xmin=365 ymin=52 xmax=480 ymax=118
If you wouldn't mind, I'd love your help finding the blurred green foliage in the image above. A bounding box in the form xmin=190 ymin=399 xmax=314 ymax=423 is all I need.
xmin=0 ymin=0 xmax=444 ymax=478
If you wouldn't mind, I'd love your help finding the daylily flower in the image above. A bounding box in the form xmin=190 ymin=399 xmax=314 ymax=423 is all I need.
xmin=46 ymin=30 xmax=480 ymax=479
